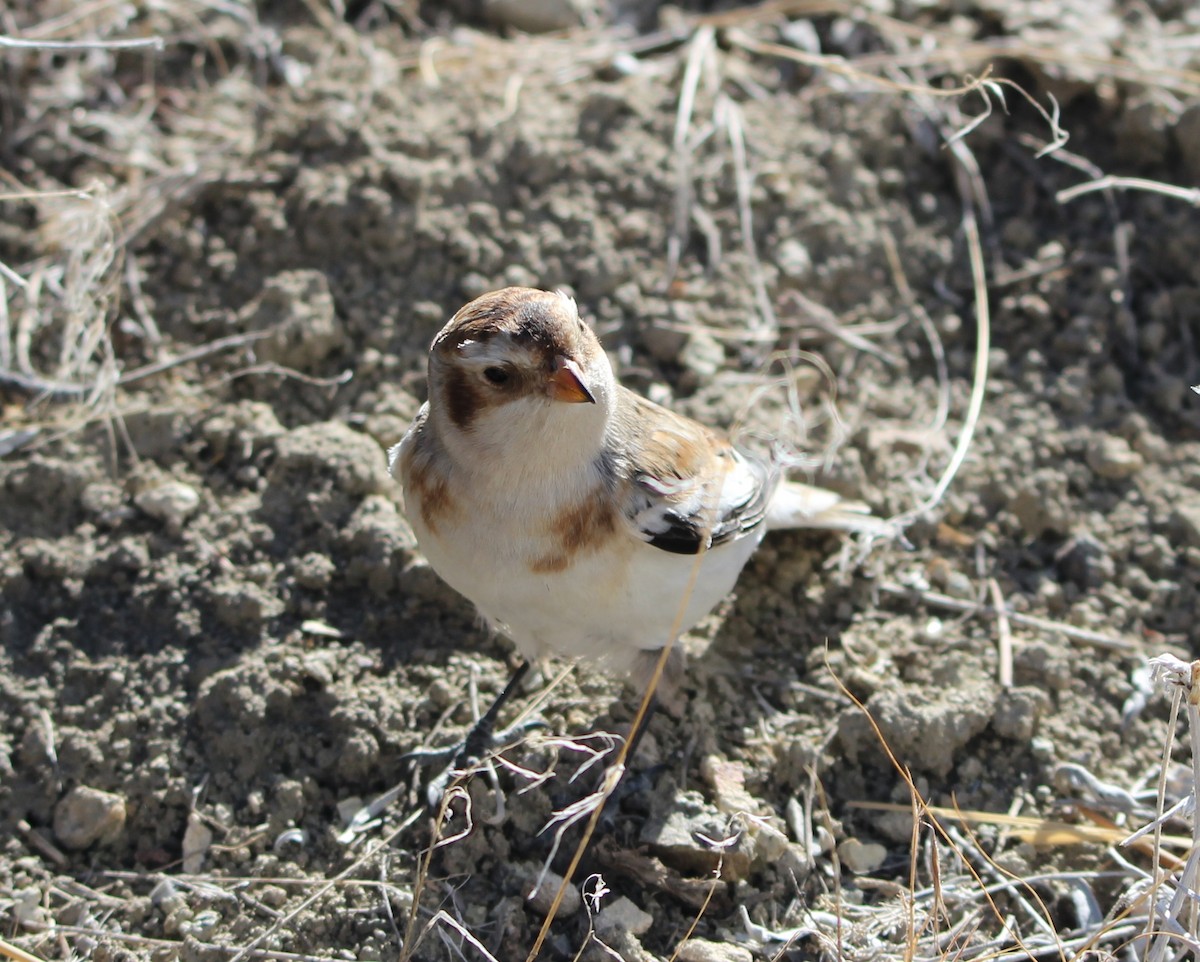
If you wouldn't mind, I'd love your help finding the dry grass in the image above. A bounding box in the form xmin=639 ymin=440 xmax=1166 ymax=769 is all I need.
xmin=0 ymin=0 xmax=342 ymax=453
xmin=0 ymin=184 xmax=122 ymax=406
xmin=9 ymin=645 xmax=1194 ymax=962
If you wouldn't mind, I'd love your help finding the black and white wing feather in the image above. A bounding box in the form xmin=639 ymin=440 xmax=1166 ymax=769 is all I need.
xmin=609 ymin=390 xmax=778 ymax=556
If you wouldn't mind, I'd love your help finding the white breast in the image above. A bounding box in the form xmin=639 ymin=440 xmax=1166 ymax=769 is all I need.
xmin=394 ymin=431 xmax=766 ymax=675
xmin=411 ymin=495 xmax=766 ymax=674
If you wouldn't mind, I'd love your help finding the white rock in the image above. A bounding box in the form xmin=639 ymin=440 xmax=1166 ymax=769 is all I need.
xmin=680 ymin=327 xmax=724 ymax=380
xmin=135 ymin=481 xmax=200 ymax=526
xmin=677 ymin=939 xmax=753 ymax=962
xmin=776 ymin=238 xmax=813 ymax=281
xmin=182 ymin=812 xmax=213 ymax=874
xmin=12 ymin=887 xmax=49 ymax=928
xmin=700 ymin=755 xmax=756 ymax=814
xmin=1085 ymin=434 xmax=1143 ymax=480
xmin=482 ymin=0 xmax=596 ymax=32
xmin=837 ymin=837 xmax=887 ymax=874
xmin=53 ymin=786 xmax=126 ymax=849
xmin=524 ymin=869 xmax=581 ymax=918
xmin=595 ymin=896 xmax=653 ymax=937
xmin=1173 ymin=501 xmax=1200 ymax=548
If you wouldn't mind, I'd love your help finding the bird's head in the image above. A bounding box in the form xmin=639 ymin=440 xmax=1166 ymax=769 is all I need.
xmin=426 ymin=287 xmax=616 ymax=472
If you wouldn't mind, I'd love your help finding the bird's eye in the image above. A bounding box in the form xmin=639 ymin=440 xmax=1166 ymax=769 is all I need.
xmin=483 ymin=366 xmax=510 ymax=385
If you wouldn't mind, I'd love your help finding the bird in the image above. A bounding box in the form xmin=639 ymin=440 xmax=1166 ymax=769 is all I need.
xmin=388 ymin=287 xmax=877 ymax=786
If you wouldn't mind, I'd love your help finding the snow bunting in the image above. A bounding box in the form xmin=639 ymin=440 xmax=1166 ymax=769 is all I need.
xmin=389 ymin=287 xmax=875 ymax=679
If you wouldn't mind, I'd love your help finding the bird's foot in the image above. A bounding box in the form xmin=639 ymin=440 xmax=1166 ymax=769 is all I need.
xmin=405 ymin=715 xmax=549 ymax=810
xmin=338 ymin=662 xmax=541 ymax=839
xmin=337 ymin=715 xmax=547 ymax=841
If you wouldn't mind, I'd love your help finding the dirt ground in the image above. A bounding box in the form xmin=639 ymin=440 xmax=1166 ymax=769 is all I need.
xmin=3 ymin=1 xmax=1200 ymax=960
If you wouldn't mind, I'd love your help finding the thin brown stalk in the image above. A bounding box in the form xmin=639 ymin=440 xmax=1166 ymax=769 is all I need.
xmin=0 ymin=938 xmax=46 ymax=962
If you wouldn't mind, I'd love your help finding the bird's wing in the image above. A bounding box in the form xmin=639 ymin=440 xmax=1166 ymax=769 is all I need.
xmin=609 ymin=388 xmax=777 ymax=556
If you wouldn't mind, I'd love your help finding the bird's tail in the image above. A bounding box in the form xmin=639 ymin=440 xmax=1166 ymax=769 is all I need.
xmin=765 ymin=479 xmax=884 ymax=535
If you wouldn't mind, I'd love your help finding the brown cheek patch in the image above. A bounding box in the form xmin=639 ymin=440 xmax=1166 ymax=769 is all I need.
xmin=443 ymin=365 xmax=483 ymax=431
xmin=529 ymin=488 xmax=617 ymax=574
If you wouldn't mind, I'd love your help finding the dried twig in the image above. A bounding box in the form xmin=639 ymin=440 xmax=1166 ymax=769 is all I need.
xmin=718 ymin=93 xmax=775 ymax=338
xmin=880 ymin=582 xmax=1136 ymax=652
xmin=408 ymin=911 xmax=501 ymax=962
xmin=1143 ymin=656 xmax=1200 ymax=961
xmin=988 ymin=578 xmax=1013 ymax=688
xmin=895 ymin=114 xmax=991 ymax=524
xmin=0 ymin=937 xmax=47 ymax=962
xmin=665 ymin=26 xmax=717 ymax=287
xmin=15 ymin=821 xmax=67 ymax=867
xmin=1058 ymin=175 xmax=1200 ymax=207
xmin=0 ymin=35 xmax=164 ymax=51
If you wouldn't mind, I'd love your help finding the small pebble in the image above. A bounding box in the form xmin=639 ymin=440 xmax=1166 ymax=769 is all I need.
xmin=524 ymin=869 xmax=581 ymax=918
xmin=678 ymin=939 xmax=754 ymax=962
xmin=1085 ymin=434 xmax=1143 ymax=480
xmin=1172 ymin=501 xmax=1200 ymax=549
xmin=837 ymin=837 xmax=887 ymax=874
xmin=679 ymin=327 xmax=724 ymax=380
xmin=135 ymin=482 xmax=200 ymax=527
xmin=482 ymin=0 xmax=590 ymax=32
xmin=53 ymin=786 xmax=126 ymax=849
xmin=749 ymin=820 xmax=790 ymax=863
xmin=180 ymin=909 xmax=220 ymax=938
xmin=700 ymin=756 xmax=756 ymax=814
xmin=12 ymin=887 xmax=48 ymax=928
xmin=182 ymin=812 xmax=213 ymax=874
xmin=258 ymin=885 xmax=289 ymax=909
xmin=79 ymin=482 xmax=127 ymax=523
xmin=776 ymin=238 xmax=813 ymax=281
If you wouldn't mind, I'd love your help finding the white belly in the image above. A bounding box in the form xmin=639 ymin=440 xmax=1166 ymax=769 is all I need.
xmin=409 ymin=504 xmax=766 ymax=674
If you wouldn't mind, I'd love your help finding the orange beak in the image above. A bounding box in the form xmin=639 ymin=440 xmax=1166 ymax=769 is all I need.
xmin=546 ymin=356 xmax=595 ymax=404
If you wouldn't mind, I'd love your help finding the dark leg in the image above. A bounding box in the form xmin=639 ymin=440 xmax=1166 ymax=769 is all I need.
xmin=457 ymin=659 xmax=534 ymax=762
xmin=405 ymin=659 xmax=545 ymax=808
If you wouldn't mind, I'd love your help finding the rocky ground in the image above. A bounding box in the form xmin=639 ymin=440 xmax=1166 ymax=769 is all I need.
xmin=2 ymin=1 xmax=1200 ymax=960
